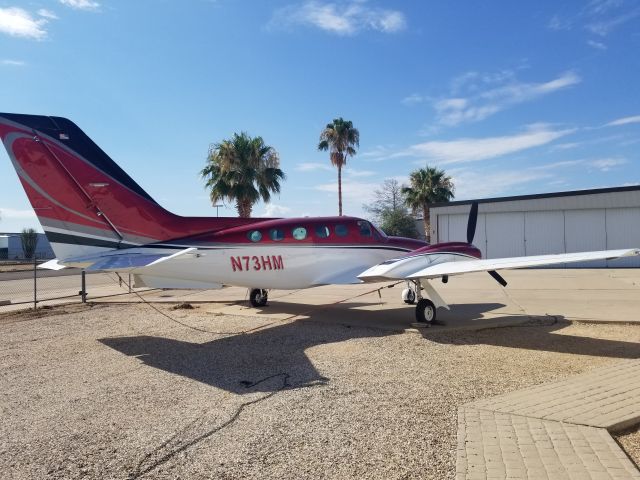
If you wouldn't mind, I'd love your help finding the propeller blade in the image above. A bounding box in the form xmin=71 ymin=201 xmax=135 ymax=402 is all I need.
xmin=466 ymin=201 xmax=478 ymax=244
xmin=488 ymin=270 xmax=507 ymax=287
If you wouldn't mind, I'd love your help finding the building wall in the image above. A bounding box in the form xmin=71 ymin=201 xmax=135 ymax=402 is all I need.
xmin=431 ymin=189 xmax=640 ymax=268
xmin=0 ymin=233 xmax=55 ymax=260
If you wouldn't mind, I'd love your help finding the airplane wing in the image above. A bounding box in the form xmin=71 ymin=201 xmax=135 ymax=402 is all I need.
xmin=358 ymin=248 xmax=640 ymax=283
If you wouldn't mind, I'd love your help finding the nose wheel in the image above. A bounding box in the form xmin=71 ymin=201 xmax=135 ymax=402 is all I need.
xmin=401 ymin=287 xmax=416 ymax=304
xmin=249 ymin=288 xmax=268 ymax=307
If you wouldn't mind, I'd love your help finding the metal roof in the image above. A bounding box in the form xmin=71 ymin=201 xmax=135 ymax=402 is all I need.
xmin=428 ymin=184 xmax=640 ymax=208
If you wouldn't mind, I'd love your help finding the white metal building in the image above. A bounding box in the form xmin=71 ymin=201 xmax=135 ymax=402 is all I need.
xmin=429 ymin=186 xmax=640 ymax=268
xmin=0 ymin=232 xmax=55 ymax=260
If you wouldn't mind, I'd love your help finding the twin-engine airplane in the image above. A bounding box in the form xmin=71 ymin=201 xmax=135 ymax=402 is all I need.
xmin=1 ymin=113 xmax=638 ymax=324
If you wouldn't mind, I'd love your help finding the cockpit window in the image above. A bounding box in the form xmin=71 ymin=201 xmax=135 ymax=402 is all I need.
xmin=292 ymin=227 xmax=307 ymax=240
xmin=371 ymin=223 xmax=386 ymax=239
xmin=315 ymin=225 xmax=330 ymax=238
xmin=357 ymin=220 xmax=372 ymax=237
xmin=335 ymin=224 xmax=348 ymax=237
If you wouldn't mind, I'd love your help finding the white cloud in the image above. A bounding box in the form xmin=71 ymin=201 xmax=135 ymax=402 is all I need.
xmin=59 ymin=0 xmax=101 ymax=11
xmin=295 ymin=162 xmax=333 ymax=172
xmin=0 ymin=7 xmax=48 ymax=40
xmin=0 ymin=208 xmax=37 ymax=220
xmin=531 ymin=159 xmax=584 ymax=170
xmin=344 ymin=167 xmax=377 ymax=177
xmin=527 ymin=156 xmax=628 ymax=173
xmin=401 ymin=93 xmax=428 ymax=106
xmin=605 ymin=115 xmax=640 ymax=127
xmin=259 ymin=204 xmax=292 ymax=218
xmin=450 ymin=168 xmax=553 ymax=199
xmin=402 ymin=125 xmax=574 ymax=165
xmin=548 ymin=14 xmax=573 ymax=31
xmin=360 ymin=144 xmax=398 ymax=161
xmin=433 ymin=71 xmax=581 ymax=126
xmin=37 ymin=9 xmax=58 ymax=20
xmin=269 ymin=1 xmax=406 ymax=35
xmin=314 ymin=179 xmax=379 ymax=201
xmin=586 ymin=7 xmax=640 ymax=36
xmin=587 ymin=39 xmax=607 ymax=50
xmin=549 ymin=142 xmax=581 ymax=151
xmin=1 ymin=59 xmax=26 ymax=66
xmin=589 ymin=157 xmax=627 ymax=171
xmin=550 ymin=1 xmax=640 ymax=37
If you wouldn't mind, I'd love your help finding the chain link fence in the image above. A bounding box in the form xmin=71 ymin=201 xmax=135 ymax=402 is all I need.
xmin=0 ymin=261 xmax=139 ymax=311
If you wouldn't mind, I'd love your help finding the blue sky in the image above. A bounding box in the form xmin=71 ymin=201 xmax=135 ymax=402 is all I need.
xmin=1 ymin=0 xmax=639 ymax=232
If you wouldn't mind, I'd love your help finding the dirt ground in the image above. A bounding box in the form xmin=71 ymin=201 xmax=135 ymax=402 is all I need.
xmin=0 ymin=262 xmax=38 ymax=273
xmin=1 ymin=302 xmax=639 ymax=480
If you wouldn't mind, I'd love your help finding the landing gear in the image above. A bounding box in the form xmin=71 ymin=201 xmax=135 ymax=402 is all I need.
xmin=415 ymin=298 xmax=436 ymax=324
xmin=249 ymin=288 xmax=268 ymax=307
xmin=410 ymin=279 xmax=438 ymax=325
xmin=402 ymin=287 xmax=416 ymax=304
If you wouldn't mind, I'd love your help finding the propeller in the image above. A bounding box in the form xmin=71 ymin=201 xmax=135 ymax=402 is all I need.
xmin=465 ymin=201 xmax=508 ymax=287
xmin=466 ymin=201 xmax=478 ymax=244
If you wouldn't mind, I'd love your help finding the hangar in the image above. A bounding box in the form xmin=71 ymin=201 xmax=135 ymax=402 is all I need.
xmin=428 ymin=185 xmax=640 ymax=268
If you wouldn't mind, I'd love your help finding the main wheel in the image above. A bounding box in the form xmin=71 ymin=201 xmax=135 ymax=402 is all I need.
xmin=249 ymin=288 xmax=268 ymax=307
xmin=415 ymin=299 xmax=436 ymax=324
xmin=402 ymin=287 xmax=416 ymax=305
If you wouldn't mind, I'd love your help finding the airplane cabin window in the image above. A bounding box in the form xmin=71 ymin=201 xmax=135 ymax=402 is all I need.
xmin=292 ymin=227 xmax=307 ymax=240
xmin=315 ymin=225 xmax=330 ymax=238
xmin=335 ymin=224 xmax=348 ymax=236
xmin=357 ymin=220 xmax=372 ymax=237
xmin=269 ymin=228 xmax=284 ymax=241
xmin=248 ymin=230 xmax=262 ymax=242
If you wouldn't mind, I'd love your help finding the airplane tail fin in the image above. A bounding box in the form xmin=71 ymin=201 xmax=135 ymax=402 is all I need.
xmin=0 ymin=113 xmax=259 ymax=260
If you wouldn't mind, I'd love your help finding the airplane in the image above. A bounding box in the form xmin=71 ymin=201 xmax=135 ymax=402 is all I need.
xmin=1 ymin=112 xmax=638 ymax=324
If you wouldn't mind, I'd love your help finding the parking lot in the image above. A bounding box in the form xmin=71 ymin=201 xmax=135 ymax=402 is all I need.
xmin=1 ymin=269 xmax=639 ymax=479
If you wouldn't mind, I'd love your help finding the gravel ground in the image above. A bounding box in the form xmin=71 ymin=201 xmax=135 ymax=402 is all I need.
xmin=1 ymin=303 xmax=639 ymax=480
xmin=617 ymin=425 xmax=640 ymax=470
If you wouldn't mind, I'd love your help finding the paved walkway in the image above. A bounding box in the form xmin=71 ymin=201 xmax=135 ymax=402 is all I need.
xmin=457 ymin=360 xmax=640 ymax=479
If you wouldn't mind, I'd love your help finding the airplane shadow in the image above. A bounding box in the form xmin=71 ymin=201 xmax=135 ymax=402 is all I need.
xmin=99 ymin=320 xmax=396 ymax=394
xmin=98 ymin=302 xmax=506 ymax=393
xmin=424 ymin=317 xmax=640 ymax=359
xmin=99 ymin=302 xmax=640 ymax=394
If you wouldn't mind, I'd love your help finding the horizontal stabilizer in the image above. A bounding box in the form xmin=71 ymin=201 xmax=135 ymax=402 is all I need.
xmin=38 ymin=259 xmax=66 ymax=271
xmin=84 ymin=248 xmax=197 ymax=272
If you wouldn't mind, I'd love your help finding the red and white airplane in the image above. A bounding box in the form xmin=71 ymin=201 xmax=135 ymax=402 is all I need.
xmin=2 ymin=113 xmax=638 ymax=324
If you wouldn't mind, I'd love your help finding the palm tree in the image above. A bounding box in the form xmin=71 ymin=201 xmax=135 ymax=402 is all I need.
xmin=201 ymin=132 xmax=285 ymax=218
xmin=402 ymin=166 xmax=455 ymax=242
xmin=318 ymin=117 xmax=359 ymax=216
xmin=20 ymin=228 xmax=38 ymax=260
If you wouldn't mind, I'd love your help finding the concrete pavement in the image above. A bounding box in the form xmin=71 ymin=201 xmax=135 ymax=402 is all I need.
xmin=457 ymin=359 xmax=640 ymax=479
xmin=3 ymin=268 xmax=639 ymax=331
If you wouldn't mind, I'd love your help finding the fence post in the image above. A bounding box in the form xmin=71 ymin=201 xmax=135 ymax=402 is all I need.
xmin=129 ymin=273 xmax=132 ymax=293
xmin=81 ymin=270 xmax=87 ymax=303
xmin=33 ymin=254 xmax=37 ymax=310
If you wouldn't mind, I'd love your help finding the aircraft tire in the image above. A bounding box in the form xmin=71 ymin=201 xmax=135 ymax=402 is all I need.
xmin=249 ymin=288 xmax=268 ymax=307
xmin=415 ymin=299 xmax=436 ymax=324
xmin=402 ymin=288 xmax=416 ymax=305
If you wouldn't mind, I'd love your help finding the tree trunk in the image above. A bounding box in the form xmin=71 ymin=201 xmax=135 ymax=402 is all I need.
xmin=338 ymin=164 xmax=343 ymax=216
xmin=423 ymin=205 xmax=430 ymax=243
xmin=236 ymin=199 xmax=252 ymax=218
